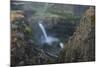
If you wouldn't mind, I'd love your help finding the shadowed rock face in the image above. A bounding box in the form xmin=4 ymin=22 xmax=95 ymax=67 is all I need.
xmin=59 ymin=7 xmax=95 ymax=62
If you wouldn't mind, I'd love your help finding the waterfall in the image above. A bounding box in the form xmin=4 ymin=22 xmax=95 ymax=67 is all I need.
xmin=38 ymin=22 xmax=64 ymax=48
xmin=38 ymin=22 xmax=58 ymax=45
xmin=37 ymin=4 xmax=64 ymax=48
xmin=38 ymin=22 xmax=48 ymax=41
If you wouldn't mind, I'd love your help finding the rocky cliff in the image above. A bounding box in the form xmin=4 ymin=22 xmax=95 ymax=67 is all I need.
xmin=59 ymin=7 xmax=95 ymax=62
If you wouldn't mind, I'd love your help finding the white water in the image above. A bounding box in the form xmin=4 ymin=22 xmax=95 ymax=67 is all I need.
xmin=59 ymin=42 xmax=64 ymax=48
xmin=38 ymin=22 xmax=48 ymax=41
xmin=37 ymin=3 xmax=64 ymax=48
xmin=38 ymin=22 xmax=64 ymax=48
xmin=38 ymin=22 xmax=58 ymax=44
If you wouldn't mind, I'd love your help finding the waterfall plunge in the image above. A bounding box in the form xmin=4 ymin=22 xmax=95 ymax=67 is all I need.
xmin=38 ymin=22 xmax=48 ymax=41
xmin=38 ymin=22 xmax=64 ymax=48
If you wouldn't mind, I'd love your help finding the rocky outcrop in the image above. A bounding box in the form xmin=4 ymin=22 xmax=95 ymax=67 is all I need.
xmin=59 ymin=7 xmax=95 ymax=62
